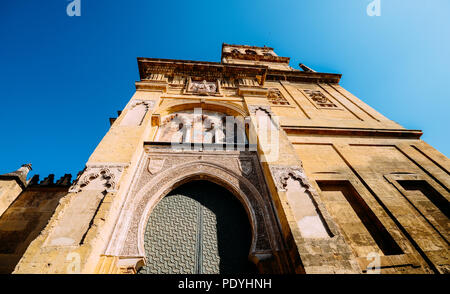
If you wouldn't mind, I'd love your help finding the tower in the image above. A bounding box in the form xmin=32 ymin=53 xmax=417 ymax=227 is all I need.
xmin=0 ymin=164 xmax=32 ymax=217
xmin=3 ymin=44 xmax=448 ymax=274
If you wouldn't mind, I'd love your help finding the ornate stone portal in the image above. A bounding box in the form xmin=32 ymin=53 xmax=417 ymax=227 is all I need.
xmin=104 ymin=145 xmax=290 ymax=274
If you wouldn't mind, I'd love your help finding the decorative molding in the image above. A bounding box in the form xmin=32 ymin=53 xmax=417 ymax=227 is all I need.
xmin=69 ymin=164 xmax=128 ymax=193
xmin=283 ymin=126 xmax=423 ymax=139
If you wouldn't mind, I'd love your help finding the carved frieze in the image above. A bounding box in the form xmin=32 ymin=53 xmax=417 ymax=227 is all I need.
xmin=69 ymin=164 xmax=127 ymax=193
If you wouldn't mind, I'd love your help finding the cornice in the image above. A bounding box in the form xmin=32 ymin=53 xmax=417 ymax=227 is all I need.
xmin=222 ymin=52 xmax=290 ymax=64
xmin=266 ymin=69 xmax=342 ymax=84
xmin=283 ymin=126 xmax=423 ymax=139
xmin=137 ymin=58 xmax=268 ymax=85
xmin=137 ymin=57 xmax=342 ymax=85
xmin=222 ymin=43 xmax=274 ymax=51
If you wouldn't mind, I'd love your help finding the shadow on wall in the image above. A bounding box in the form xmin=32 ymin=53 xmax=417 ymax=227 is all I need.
xmin=0 ymin=187 xmax=68 ymax=273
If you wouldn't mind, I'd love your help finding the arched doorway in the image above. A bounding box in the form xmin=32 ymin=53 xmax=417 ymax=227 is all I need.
xmin=138 ymin=180 xmax=257 ymax=274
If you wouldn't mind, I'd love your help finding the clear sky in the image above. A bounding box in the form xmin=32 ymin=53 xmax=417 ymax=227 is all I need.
xmin=1 ymin=0 xmax=449 ymax=180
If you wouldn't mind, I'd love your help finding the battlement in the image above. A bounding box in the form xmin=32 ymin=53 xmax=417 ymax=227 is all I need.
xmin=28 ymin=174 xmax=73 ymax=187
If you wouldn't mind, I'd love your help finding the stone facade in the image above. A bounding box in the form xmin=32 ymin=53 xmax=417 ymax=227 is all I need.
xmin=0 ymin=43 xmax=448 ymax=274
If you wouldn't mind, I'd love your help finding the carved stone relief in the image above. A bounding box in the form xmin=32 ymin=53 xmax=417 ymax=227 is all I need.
xmin=69 ymin=164 xmax=127 ymax=193
xmin=154 ymin=110 xmax=247 ymax=144
xmin=267 ymin=88 xmax=290 ymax=106
xmin=303 ymin=89 xmax=338 ymax=108
xmin=187 ymin=80 xmax=218 ymax=95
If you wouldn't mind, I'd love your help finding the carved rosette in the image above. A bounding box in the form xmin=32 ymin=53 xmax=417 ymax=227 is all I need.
xmin=269 ymin=165 xmax=311 ymax=192
xmin=69 ymin=164 xmax=127 ymax=193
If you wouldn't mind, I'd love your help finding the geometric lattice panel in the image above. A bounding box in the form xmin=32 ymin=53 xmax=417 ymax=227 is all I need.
xmin=138 ymin=180 xmax=257 ymax=274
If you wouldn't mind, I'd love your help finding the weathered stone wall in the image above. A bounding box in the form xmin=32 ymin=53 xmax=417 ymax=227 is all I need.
xmin=0 ymin=184 xmax=68 ymax=273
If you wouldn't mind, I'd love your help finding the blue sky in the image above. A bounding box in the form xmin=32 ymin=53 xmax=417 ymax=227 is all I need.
xmin=0 ymin=0 xmax=449 ymax=179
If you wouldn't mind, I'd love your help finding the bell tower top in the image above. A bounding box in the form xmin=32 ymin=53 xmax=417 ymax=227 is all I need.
xmin=221 ymin=43 xmax=293 ymax=71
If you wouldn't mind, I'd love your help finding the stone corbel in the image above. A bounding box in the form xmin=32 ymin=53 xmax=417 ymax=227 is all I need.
xmin=117 ymin=256 xmax=146 ymax=274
